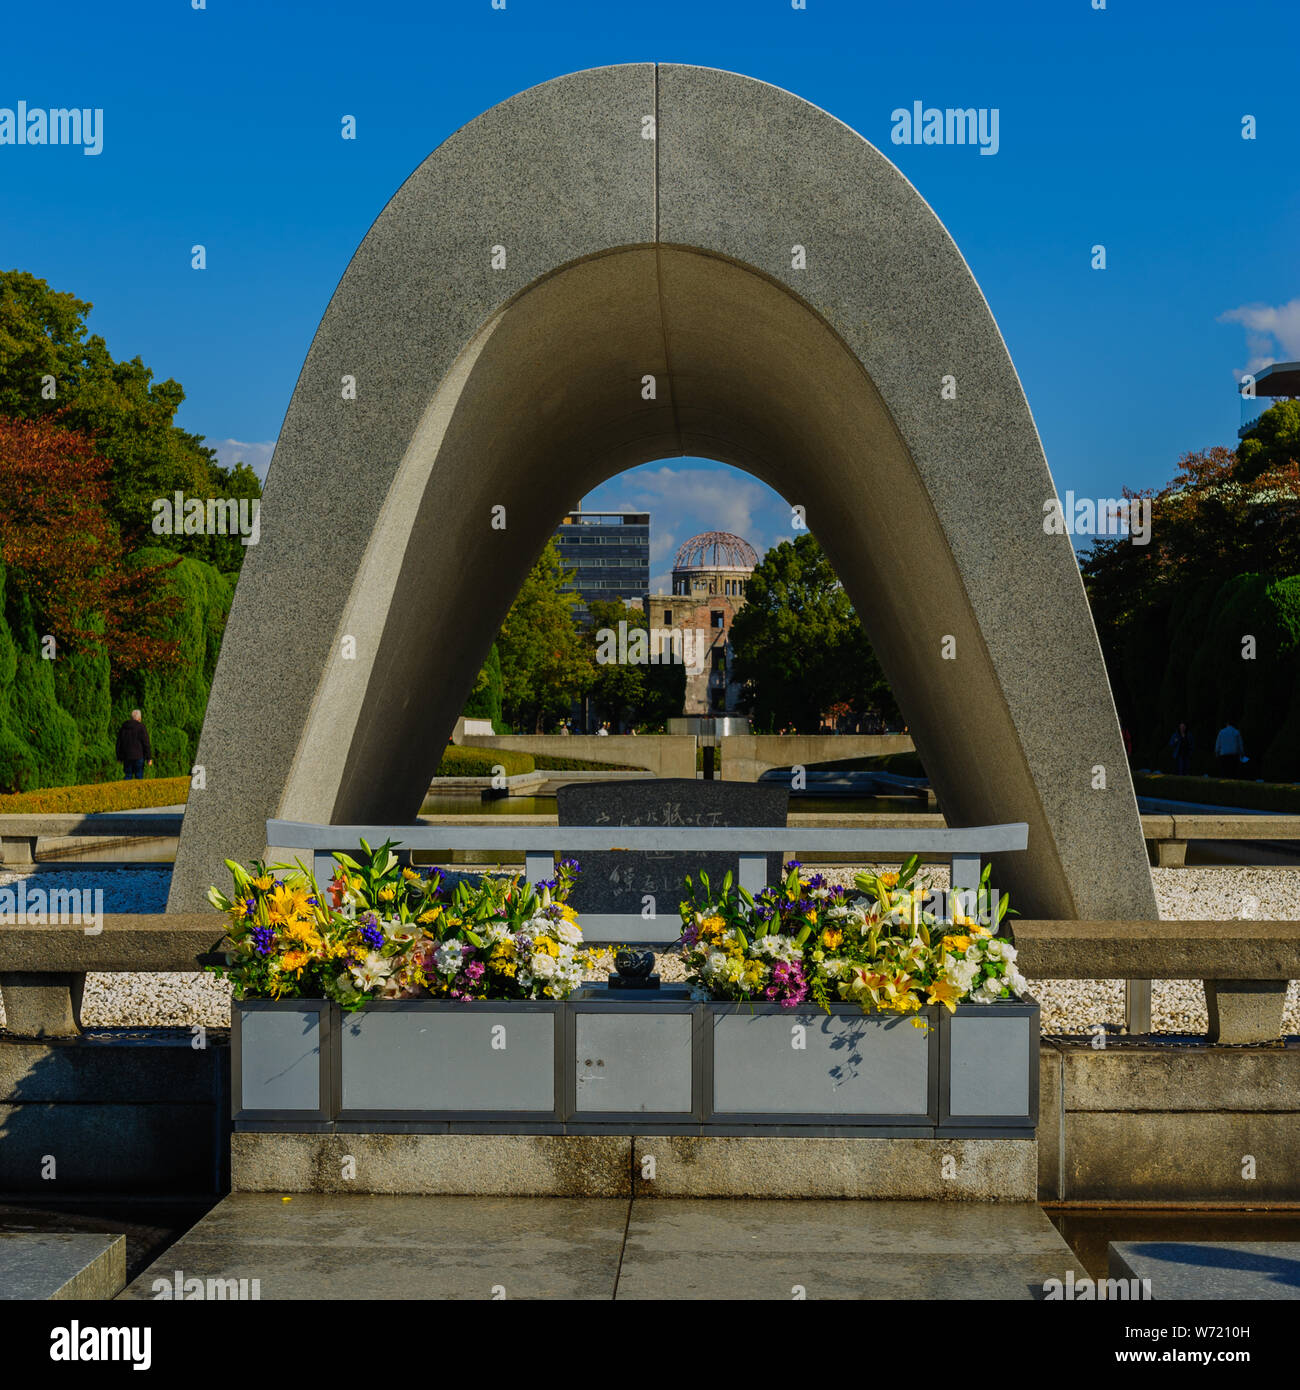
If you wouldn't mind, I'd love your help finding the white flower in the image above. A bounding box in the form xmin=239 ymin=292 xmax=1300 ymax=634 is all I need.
xmin=484 ymin=920 xmax=511 ymax=944
xmin=984 ymin=940 xmax=1004 ymax=961
xmin=1000 ymin=943 xmax=1017 ymax=964
xmin=531 ymin=953 xmax=557 ymax=978
xmin=434 ymin=941 xmax=464 ymax=976
xmin=946 ymin=958 xmax=978 ymax=993
xmin=705 ymin=951 xmax=727 ymax=977
xmin=349 ymin=950 xmax=394 ymax=991
xmin=556 ymin=921 xmax=583 ymax=947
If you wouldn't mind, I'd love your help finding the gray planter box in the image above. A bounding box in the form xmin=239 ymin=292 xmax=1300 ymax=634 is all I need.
xmin=567 ymin=997 xmax=701 ymax=1123
xmin=337 ymin=1000 xmax=563 ymax=1122
xmin=231 ymin=994 xmax=1039 ymax=1134
xmin=705 ymin=1002 xmax=938 ymax=1126
xmin=939 ymin=997 xmax=1040 ymax=1130
xmin=232 ymin=999 xmax=333 ymax=1125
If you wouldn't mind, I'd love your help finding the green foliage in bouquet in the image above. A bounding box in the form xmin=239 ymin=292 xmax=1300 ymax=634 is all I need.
xmin=677 ymin=856 xmax=1024 ymax=1018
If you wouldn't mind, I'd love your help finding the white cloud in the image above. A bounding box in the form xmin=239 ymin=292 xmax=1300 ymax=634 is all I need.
xmin=1219 ymin=298 xmax=1300 ymax=378
xmin=211 ymin=438 xmax=276 ymax=480
xmin=588 ymin=461 xmax=787 ymax=591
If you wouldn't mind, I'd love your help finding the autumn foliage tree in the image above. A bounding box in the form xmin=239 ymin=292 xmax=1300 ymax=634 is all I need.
xmin=0 ymin=415 xmax=181 ymax=674
xmin=1080 ymin=407 xmax=1300 ymax=775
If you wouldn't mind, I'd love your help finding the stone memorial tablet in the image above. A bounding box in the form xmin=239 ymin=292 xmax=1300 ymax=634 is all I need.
xmin=557 ymin=778 xmax=789 ymax=941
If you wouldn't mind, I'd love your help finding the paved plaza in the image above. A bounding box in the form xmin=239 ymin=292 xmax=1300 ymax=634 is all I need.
xmin=120 ymin=1195 xmax=1077 ymax=1301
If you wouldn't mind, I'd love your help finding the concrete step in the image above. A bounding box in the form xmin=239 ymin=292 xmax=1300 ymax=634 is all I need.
xmin=0 ymin=1232 xmax=126 ymax=1299
xmin=1110 ymin=1241 xmax=1300 ymax=1299
xmin=119 ymin=1193 xmax=1078 ymax=1300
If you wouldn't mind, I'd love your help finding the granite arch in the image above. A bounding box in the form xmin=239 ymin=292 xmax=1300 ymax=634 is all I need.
xmin=169 ymin=64 xmax=1156 ymax=922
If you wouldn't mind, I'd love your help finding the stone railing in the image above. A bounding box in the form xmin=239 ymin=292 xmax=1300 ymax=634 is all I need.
xmin=1014 ymin=919 xmax=1300 ymax=1044
xmin=0 ymin=812 xmax=185 ymax=867
xmin=266 ymin=817 xmax=1028 ymax=942
xmin=1137 ymin=813 xmax=1300 ymax=866
xmin=2 ymin=914 xmax=1297 ymax=1044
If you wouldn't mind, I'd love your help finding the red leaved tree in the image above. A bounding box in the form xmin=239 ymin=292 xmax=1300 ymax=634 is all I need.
xmin=0 ymin=415 xmax=181 ymax=674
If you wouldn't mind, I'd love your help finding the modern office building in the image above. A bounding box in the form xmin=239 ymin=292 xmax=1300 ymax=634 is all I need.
xmin=1239 ymin=360 xmax=1300 ymax=437
xmin=554 ymin=508 xmax=650 ymax=624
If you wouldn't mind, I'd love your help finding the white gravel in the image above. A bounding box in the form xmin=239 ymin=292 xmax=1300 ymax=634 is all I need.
xmin=1 ymin=862 xmax=1296 ymax=1035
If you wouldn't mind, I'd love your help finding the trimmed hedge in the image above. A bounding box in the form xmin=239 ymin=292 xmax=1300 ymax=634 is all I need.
xmin=533 ymin=754 xmax=642 ymax=771
xmin=462 ymin=643 xmax=503 ymax=725
xmin=1133 ymin=773 xmax=1300 ymax=814
xmin=0 ymin=775 xmax=192 ymax=814
xmin=112 ymin=547 xmax=235 ymax=780
xmin=0 ymin=546 xmax=233 ymax=792
xmin=435 ymin=746 xmax=534 ymax=778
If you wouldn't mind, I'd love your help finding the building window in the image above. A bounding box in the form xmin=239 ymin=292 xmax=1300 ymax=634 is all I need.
xmin=663 ymin=609 xmax=672 ymax=624
xmin=711 ymin=610 xmax=724 ymax=629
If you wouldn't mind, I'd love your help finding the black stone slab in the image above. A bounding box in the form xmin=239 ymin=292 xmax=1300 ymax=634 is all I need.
xmin=557 ymin=778 xmax=788 ymax=921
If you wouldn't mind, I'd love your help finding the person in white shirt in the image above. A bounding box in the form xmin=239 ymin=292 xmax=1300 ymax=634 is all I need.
xmin=1214 ymin=721 xmax=1245 ymax=778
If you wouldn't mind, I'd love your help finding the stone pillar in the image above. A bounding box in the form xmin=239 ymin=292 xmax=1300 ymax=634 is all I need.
xmin=0 ymin=836 xmax=39 ymax=867
xmin=0 ymin=972 xmax=85 ymax=1037
xmin=1204 ymin=979 xmax=1288 ymax=1045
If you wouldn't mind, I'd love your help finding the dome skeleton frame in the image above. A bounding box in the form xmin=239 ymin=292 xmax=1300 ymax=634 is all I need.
xmin=672 ymin=531 xmax=759 ymax=573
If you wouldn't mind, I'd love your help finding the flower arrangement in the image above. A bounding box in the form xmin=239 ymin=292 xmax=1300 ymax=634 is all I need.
xmin=207 ymin=840 xmax=601 ymax=1007
xmin=677 ymin=855 xmax=1026 ymax=1017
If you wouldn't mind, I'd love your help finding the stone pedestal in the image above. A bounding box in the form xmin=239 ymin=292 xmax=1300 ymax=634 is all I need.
xmin=1204 ymin=979 xmax=1288 ymax=1045
xmin=0 ymin=835 xmax=39 ymax=867
xmin=0 ymin=971 xmax=84 ymax=1037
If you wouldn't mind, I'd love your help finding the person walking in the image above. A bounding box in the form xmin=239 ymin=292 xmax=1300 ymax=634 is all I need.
xmin=116 ymin=708 xmax=153 ymax=780
xmin=1214 ymin=719 xmax=1245 ymax=778
xmin=1167 ymin=722 xmax=1192 ymax=776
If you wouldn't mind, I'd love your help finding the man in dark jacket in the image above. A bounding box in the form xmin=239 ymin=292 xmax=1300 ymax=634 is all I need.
xmin=116 ymin=709 xmax=153 ymax=780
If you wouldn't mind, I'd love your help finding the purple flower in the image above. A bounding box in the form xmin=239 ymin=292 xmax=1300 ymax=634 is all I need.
xmin=251 ymin=926 xmax=275 ymax=955
xmin=360 ymin=924 xmax=384 ymax=950
xmin=784 ymin=860 xmax=802 ymax=872
xmin=765 ymin=959 xmax=808 ymax=1007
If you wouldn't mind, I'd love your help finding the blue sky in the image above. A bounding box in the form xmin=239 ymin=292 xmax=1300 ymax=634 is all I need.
xmin=3 ymin=0 xmax=1297 ymax=590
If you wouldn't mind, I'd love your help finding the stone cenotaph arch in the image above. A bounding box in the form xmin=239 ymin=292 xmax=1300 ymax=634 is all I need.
xmin=169 ymin=64 xmax=1157 ymax=927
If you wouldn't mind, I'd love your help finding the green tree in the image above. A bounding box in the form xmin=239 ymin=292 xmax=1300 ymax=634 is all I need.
xmin=462 ymin=642 xmax=504 ymax=728
xmin=1081 ymin=410 xmax=1300 ymax=773
xmin=0 ymin=269 xmax=260 ymax=569
xmin=496 ymin=540 xmax=592 ymax=732
xmin=1236 ymin=398 xmax=1300 ymax=483
xmin=586 ymin=599 xmax=686 ymax=731
xmin=729 ymin=533 xmax=897 ymax=732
